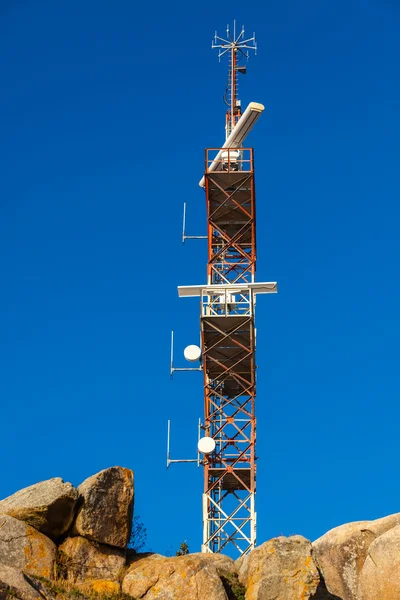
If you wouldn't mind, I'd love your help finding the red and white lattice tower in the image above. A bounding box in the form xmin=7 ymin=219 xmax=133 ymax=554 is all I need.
xmin=170 ymin=23 xmax=277 ymax=557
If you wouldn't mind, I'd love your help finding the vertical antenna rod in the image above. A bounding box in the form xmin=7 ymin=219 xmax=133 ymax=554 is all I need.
xmin=212 ymin=21 xmax=257 ymax=139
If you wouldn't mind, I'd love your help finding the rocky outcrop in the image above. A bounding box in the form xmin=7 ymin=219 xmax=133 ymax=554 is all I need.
xmin=358 ymin=524 xmax=400 ymax=600
xmin=237 ymin=535 xmax=319 ymax=600
xmin=122 ymin=553 xmax=236 ymax=600
xmin=0 ymin=515 xmax=56 ymax=579
xmin=73 ymin=467 xmax=134 ymax=548
xmin=58 ymin=536 xmax=126 ymax=583
xmin=3 ymin=467 xmax=400 ymax=600
xmin=312 ymin=512 xmax=400 ymax=600
xmin=0 ymin=478 xmax=78 ymax=540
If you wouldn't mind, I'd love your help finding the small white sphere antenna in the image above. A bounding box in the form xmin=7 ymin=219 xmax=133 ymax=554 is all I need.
xmin=184 ymin=344 xmax=201 ymax=362
xmin=198 ymin=436 xmax=216 ymax=455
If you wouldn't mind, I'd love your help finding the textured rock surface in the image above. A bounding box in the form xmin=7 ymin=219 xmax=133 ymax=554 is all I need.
xmin=0 ymin=565 xmax=41 ymax=600
xmin=58 ymin=536 xmax=125 ymax=584
xmin=0 ymin=515 xmax=56 ymax=579
xmin=126 ymin=552 xmax=164 ymax=568
xmin=122 ymin=553 xmax=235 ymax=600
xmin=313 ymin=512 xmax=400 ymax=600
xmin=0 ymin=479 xmax=78 ymax=540
xmin=237 ymin=535 xmax=320 ymax=600
xmin=358 ymin=524 xmax=400 ymax=600
xmin=73 ymin=467 xmax=133 ymax=548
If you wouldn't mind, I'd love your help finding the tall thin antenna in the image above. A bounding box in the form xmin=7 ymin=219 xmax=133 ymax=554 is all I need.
xmin=212 ymin=22 xmax=257 ymax=139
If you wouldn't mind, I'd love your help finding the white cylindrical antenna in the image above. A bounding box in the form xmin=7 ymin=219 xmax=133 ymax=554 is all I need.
xmin=199 ymin=102 xmax=264 ymax=188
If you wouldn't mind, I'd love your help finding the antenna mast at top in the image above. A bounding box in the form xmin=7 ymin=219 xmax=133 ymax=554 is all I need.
xmin=212 ymin=21 xmax=257 ymax=139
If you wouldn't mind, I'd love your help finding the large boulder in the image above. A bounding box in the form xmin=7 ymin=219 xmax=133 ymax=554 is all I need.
xmin=312 ymin=512 xmax=400 ymax=600
xmin=58 ymin=536 xmax=125 ymax=584
xmin=236 ymin=535 xmax=319 ymax=600
xmin=0 ymin=566 xmax=41 ymax=600
xmin=122 ymin=553 xmax=235 ymax=600
xmin=358 ymin=524 xmax=400 ymax=600
xmin=73 ymin=467 xmax=133 ymax=548
xmin=0 ymin=478 xmax=78 ymax=540
xmin=0 ymin=515 xmax=56 ymax=579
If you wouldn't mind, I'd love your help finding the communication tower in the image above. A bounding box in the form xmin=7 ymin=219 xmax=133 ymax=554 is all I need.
xmin=169 ymin=23 xmax=277 ymax=556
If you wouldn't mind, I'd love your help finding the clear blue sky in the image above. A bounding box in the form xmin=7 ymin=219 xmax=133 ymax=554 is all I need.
xmin=1 ymin=0 xmax=400 ymax=556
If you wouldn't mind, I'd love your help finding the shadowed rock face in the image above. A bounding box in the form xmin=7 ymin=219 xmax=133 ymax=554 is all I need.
xmin=312 ymin=578 xmax=343 ymax=600
xmin=0 ymin=565 xmax=42 ymax=600
xmin=122 ymin=553 xmax=235 ymax=600
xmin=0 ymin=478 xmax=78 ymax=540
xmin=358 ymin=524 xmax=400 ymax=600
xmin=236 ymin=535 xmax=320 ymax=600
xmin=73 ymin=467 xmax=134 ymax=548
xmin=0 ymin=515 xmax=56 ymax=579
xmin=312 ymin=512 xmax=400 ymax=600
xmin=58 ymin=536 xmax=126 ymax=584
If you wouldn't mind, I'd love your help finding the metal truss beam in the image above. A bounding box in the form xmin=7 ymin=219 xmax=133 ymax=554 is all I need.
xmin=201 ymin=149 xmax=257 ymax=556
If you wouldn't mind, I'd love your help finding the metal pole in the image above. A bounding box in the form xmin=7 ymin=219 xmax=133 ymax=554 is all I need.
xmin=182 ymin=202 xmax=187 ymax=244
xmin=167 ymin=420 xmax=171 ymax=469
xmin=170 ymin=331 xmax=174 ymax=377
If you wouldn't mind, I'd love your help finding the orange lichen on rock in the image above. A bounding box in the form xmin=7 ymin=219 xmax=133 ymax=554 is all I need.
xmin=236 ymin=535 xmax=320 ymax=600
xmin=78 ymin=579 xmax=121 ymax=594
xmin=0 ymin=515 xmax=56 ymax=579
xmin=58 ymin=536 xmax=125 ymax=584
xmin=122 ymin=553 xmax=234 ymax=600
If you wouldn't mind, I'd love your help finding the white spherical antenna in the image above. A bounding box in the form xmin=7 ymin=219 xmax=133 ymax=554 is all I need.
xmin=198 ymin=436 xmax=216 ymax=455
xmin=184 ymin=344 xmax=201 ymax=362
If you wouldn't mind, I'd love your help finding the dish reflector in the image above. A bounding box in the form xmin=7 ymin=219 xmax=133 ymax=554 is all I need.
xmin=184 ymin=345 xmax=201 ymax=362
xmin=198 ymin=436 xmax=216 ymax=455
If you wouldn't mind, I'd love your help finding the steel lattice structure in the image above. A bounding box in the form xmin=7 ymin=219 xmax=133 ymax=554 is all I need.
xmin=202 ymin=150 xmax=258 ymax=554
xmin=170 ymin=23 xmax=277 ymax=557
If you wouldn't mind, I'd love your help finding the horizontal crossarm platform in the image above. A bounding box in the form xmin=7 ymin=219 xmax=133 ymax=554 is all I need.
xmin=178 ymin=282 xmax=278 ymax=297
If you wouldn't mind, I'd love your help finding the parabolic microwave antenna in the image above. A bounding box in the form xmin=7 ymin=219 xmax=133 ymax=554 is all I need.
xmin=184 ymin=344 xmax=202 ymax=362
xmin=198 ymin=436 xmax=216 ymax=455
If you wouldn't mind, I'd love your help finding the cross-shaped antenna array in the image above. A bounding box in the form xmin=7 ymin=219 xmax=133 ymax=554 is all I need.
xmin=212 ymin=21 xmax=257 ymax=61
